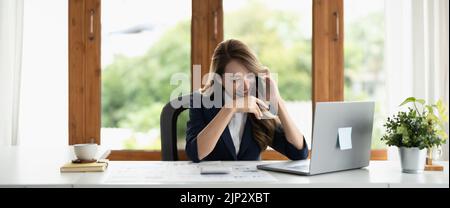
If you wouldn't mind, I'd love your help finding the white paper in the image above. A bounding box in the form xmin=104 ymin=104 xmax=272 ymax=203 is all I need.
xmin=104 ymin=162 xmax=277 ymax=183
xmin=338 ymin=127 xmax=352 ymax=150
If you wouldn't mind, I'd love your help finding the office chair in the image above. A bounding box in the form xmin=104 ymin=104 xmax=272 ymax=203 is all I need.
xmin=160 ymin=94 xmax=192 ymax=161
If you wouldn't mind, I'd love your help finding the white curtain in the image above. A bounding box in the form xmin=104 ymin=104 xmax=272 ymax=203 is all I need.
xmin=0 ymin=0 xmax=24 ymax=146
xmin=385 ymin=0 xmax=449 ymax=160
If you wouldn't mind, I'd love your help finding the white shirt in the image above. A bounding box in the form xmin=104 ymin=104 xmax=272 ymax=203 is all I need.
xmin=224 ymin=92 xmax=247 ymax=155
xmin=228 ymin=112 xmax=247 ymax=154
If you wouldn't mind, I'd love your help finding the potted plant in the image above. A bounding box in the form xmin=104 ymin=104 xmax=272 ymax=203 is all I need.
xmin=381 ymin=97 xmax=448 ymax=173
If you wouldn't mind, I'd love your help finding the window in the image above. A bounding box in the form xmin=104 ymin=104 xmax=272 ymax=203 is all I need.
xmin=69 ymin=0 xmax=347 ymax=160
xmin=223 ymin=0 xmax=313 ymax=146
xmin=101 ymin=0 xmax=191 ymax=150
xmin=344 ymin=0 xmax=386 ymax=149
xmin=19 ymin=0 xmax=68 ymax=146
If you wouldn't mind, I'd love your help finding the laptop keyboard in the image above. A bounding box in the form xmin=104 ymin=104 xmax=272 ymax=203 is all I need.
xmin=287 ymin=165 xmax=310 ymax=171
xmin=257 ymin=159 xmax=311 ymax=173
xmin=285 ymin=159 xmax=311 ymax=171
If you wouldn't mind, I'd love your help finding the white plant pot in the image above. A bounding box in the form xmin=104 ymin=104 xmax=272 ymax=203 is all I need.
xmin=398 ymin=147 xmax=427 ymax=173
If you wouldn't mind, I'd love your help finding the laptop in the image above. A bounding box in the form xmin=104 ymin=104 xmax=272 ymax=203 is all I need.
xmin=257 ymin=101 xmax=375 ymax=176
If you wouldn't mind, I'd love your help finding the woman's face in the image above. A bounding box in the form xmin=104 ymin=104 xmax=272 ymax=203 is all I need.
xmin=222 ymin=60 xmax=256 ymax=98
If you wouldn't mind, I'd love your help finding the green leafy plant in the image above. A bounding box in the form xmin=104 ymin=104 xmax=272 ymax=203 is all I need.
xmin=381 ymin=97 xmax=448 ymax=149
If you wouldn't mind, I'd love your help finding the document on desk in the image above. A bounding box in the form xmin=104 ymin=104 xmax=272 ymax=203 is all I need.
xmin=102 ymin=163 xmax=164 ymax=183
xmin=104 ymin=162 xmax=277 ymax=183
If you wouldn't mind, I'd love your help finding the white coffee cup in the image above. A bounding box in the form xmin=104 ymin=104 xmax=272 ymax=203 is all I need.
xmin=73 ymin=143 xmax=98 ymax=160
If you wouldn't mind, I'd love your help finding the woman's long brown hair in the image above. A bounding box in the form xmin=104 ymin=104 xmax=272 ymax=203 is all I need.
xmin=200 ymin=39 xmax=277 ymax=151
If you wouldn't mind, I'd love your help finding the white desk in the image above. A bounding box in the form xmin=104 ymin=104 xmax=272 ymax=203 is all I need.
xmin=0 ymin=146 xmax=448 ymax=188
xmin=73 ymin=161 xmax=449 ymax=188
xmin=0 ymin=146 xmax=109 ymax=188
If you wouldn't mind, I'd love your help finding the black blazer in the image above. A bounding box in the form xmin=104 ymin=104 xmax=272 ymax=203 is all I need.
xmin=185 ymin=93 xmax=309 ymax=163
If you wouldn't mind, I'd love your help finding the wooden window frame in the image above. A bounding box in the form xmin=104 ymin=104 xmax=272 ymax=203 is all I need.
xmin=69 ymin=0 xmax=101 ymax=145
xmin=68 ymin=0 xmax=387 ymax=161
xmin=312 ymin=0 xmax=344 ymax=105
xmin=191 ymin=0 xmax=223 ymax=91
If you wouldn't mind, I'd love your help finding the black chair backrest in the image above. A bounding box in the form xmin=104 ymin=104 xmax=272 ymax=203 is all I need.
xmin=160 ymin=94 xmax=191 ymax=161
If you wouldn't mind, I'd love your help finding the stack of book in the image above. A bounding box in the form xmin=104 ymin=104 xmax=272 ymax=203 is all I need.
xmin=60 ymin=159 xmax=109 ymax=172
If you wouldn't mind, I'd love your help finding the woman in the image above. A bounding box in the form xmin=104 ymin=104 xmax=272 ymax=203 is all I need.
xmin=186 ymin=39 xmax=308 ymax=162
